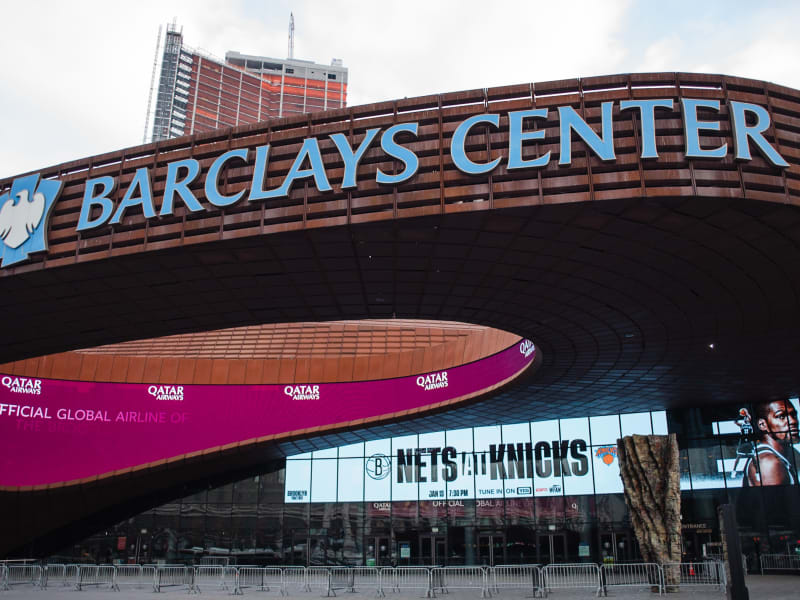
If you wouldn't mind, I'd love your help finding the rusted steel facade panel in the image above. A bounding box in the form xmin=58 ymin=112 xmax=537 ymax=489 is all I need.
xmin=1 ymin=73 xmax=796 ymax=278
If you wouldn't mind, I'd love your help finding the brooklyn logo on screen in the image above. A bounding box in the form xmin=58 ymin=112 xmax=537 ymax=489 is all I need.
xmin=0 ymin=174 xmax=62 ymax=268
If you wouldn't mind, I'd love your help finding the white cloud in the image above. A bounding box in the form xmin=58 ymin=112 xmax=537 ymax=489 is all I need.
xmin=1 ymin=0 xmax=798 ymax=180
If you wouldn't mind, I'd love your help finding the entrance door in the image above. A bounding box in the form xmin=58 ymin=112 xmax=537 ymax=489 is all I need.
xmin=420 ymin=535 xmax=447 ymax=565
xmin=366 ymin=536 xmax=391 ymax=566
xmin=536 ymin=533 xmax=567 ymax=564
xmin=600 ymin=531 xmax=636 ymax=563
xmin=477 ymin=533 xmax=506 ymax=566
xmin=289 ymin=531 xmax=332 ymax=565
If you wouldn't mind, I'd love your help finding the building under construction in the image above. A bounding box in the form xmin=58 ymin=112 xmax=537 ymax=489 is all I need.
xmin=150 ymin=22 xmax=348 ymax=142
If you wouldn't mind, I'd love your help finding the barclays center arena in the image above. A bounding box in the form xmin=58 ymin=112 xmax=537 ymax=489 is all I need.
xmin=1 ymin=72 xmax=800 ymax=568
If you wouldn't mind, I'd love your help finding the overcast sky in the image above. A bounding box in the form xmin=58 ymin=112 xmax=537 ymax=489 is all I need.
xmin=2 ymin=0 xmax=799 ymax=180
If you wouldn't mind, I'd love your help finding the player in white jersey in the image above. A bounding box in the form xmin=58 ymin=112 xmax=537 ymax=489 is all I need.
xmin=745 ymin=400 xmax=799 ymax=486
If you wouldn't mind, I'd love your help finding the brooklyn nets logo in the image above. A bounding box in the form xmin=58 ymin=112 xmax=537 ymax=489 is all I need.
xmin=0 ymin=174 xmax=62 ymax=268
xmin=365 ymin=454 xmax=392 ymax=480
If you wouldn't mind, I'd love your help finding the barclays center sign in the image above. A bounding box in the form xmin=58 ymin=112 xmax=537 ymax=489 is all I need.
xmin=0 ymin=97 xmax=790 ymax=269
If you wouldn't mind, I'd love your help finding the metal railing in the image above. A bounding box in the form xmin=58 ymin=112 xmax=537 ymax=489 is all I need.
xmin=662 ymin=561 xmax=726 ymax=592
xmin=760 ymin=553 xmax=800 ymax=573
xmin=42 ymin=564 xmax=69 ymax=588
xmin=192 ymin=564 xmax=222 ymax=592
xmin=385 ymin=566 xmax=432 ymax=595
xmin=75 ymin=565 xmax=116 ymax=590
xmin=3 ymin=565 xmax=42 ymax=589
xmin=153 ymin=564 xmax=193 ymax=593
xmin=0 ymin=560 xmax=744 ymax=595
xmin=431 ymin=566 xmax=490 ymax=598
xmin=600 ymin=562 xmax=664 ymax=595
xmin=541 ymin=563 xmax=602 ymax=597
xmin=490 ymin=564 xmax=541 ymax=596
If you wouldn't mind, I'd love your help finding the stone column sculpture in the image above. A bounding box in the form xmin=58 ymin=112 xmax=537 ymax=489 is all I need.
xmin=617 ymin=434 xmax=682 ymax=589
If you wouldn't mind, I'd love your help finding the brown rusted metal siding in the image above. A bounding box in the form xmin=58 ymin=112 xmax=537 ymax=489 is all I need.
xmin=0 ymin=320 xmax=520 ymax=384
xmin=1 ymin=73 xmax=797 ymax=277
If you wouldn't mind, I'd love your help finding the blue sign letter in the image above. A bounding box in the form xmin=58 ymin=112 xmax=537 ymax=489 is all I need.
xmin=77 ymin=176 xmax=116 ymax=231
xmin=682 ymin=98 xmax=727 ymax=159
xmin=376 ymin=123 xmax=420 ymax=185
xmin=619 ymin=99 xmax=673 ymax=159
xmin=729 ymin=101 xmax=789 ymax=168
xmin=205 ymin=149 xmax=249 ymax=207
xmin=559 ymin=102 xmax=616 ymax=165
xmin=110 ymin=168 xmax=156 ymax=225
xmin=331 ymin=128 xmax=380 ymax=189
xmin=451 ymin=114 xmax=501 ymax=175
xmin=161 ymin=159 xmax=203 ymax=216
xmin=508 ymin=109 xmax=550 ymax=170
xmin=270 ymin=138 xmax=333 ymax=198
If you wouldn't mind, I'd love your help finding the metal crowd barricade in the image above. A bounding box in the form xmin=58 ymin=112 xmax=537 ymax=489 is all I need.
xmin=153 ymin=564 xmax=194 ymax=593
xmin=5 ymin=564 xmax=43 ymax=589
xmin=663 ymin=562 xmax=725 ymax=593
xmin=490 ymin=565 xmax=542 ymax=596
xmin=306 ymin=567 xmax=332 ymax=593
xmin=224 ymin=566 xmax=240 ymax=592
xmin=431 ymin=566 xmax=490 ymax=598
xmin=760 ymin=554 xmax=800 ymax=573
xmin=75 ymin=565 xmax=116 ymax=590
xmin=541 ymin=563 xmax=602 ymax=597
xmin=42 ymin=564 xmax=68 ymax=588
xmin=325 ymin=567 xmax=355 ymax=597
xmin=236 ymin=566 xmax=283 ymax=594
xmin=600 ymin=563 xmax=664 ymax=596
xmin=283 ymin=566 xmax=310 ymax=594
xmin=113 ymin=564 xmax=148 ymax=590
xmin=0 ymin=565 xmax=7 ymax=591
xmin=387 ymin=567 xmax=434 ymax=596
xmin=348 ymin=567 xmax=382 ymax=596
xmin=192 ymin=564 xmax=227 ymax=593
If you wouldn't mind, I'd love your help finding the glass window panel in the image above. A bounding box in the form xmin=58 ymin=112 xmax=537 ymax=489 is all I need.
xmin=445 ymin=427 xmax=475 ymax=500
xmin=501 ymin=423 xmax=534 ymax=498
xmin=560 ymin=417 xmax=589 ymax=441
xmin=532 ymin=422 xmax=563 ymax=497
xmin=338 ymin=442 xmax=364 ymax=458
xmin=562 ymin=438 xmax=593 ymax=496
xmin=689 ymin=439 xmax=725 ymax=490
xmin=620 ymin=412 xmax=653 ymax=436
xmin=207 ymin=483 xmax=233 ymax=503
xmin=364 ymin=438 xmax=392 ymax=502
xmin=590 ymin=415 xmax=621 ymax=445
xmin=284 ymin=458 xmax=311 ymax=503
xmin=679 ymin=447 xmax=692 ymax=491
xmin=337 ymin=457 xmax=364 ymax=502
xmin=652 ymin=411 xmax=668 ymax=435
xmin=392 ymin=434 xmax=419 ymax=502
xmin=719 ymin=434 xmax=749 ymax=489
xmin=312 ymin=447 xmax=337 ymax=459
xmin=531 ymin=419 xmax=560 ymax=444
xmin=311 ymin=458 xmax=337 ymax=502
xmin=474 ymin=426 xmax=503 ymax=500
xmin=445 ymin=428 xmax=474 ymax=453
xmin=418 ymin=431 xmax=447 ymax=501
xmin=233 ymin=477 xmax=260 ymax=504
xmin=288 ymin=451 xmax=312 ymax=460
xmin=592 ymin=445 xmax=623 ymax=494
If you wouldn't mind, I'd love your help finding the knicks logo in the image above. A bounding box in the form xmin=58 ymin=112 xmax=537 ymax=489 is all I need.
xmin=0 ymin=174 xmax=62 ymax=268
xmin=595 ymin=446 xmax=617 ymax=465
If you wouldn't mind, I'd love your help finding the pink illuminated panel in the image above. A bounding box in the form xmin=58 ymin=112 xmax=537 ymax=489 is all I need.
xmin=0 ymin=341 xmax=535 ymax=487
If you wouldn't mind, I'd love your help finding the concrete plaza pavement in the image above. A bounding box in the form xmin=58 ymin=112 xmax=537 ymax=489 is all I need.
xmin=1 ymin=574 xmax=798 ymax=599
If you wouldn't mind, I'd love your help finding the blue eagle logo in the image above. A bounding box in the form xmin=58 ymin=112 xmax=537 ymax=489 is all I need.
xmin=0 ymin=174 xmax=62 ymax=268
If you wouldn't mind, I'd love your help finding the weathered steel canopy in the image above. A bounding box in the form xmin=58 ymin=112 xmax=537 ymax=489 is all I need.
xmin=2 ymin=72 xmax=800 ymax=556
